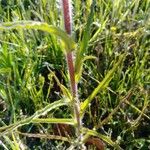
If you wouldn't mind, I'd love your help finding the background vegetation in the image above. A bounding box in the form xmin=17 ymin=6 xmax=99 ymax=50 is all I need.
xmin=0 ymin=0 xmax=149 ymax=149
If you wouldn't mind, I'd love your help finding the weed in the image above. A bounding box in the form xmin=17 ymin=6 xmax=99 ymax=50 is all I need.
xmin=0 ymin=0 xmax=149 ymax=149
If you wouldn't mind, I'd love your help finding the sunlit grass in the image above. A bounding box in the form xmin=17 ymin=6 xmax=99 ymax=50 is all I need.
xmin=0 ymin=0 xmax=149 ymax=149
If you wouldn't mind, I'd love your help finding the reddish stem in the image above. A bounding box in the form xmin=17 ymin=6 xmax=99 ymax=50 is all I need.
xmin=66 ymin=52 xmax=77 ymax=96
xmin=62 ymin=0 xmax=83 ymax=148
xmin=62 ymin=0 xmax=77 ymax=98
xmin=62 ymin=0 xmax=72 ymax=35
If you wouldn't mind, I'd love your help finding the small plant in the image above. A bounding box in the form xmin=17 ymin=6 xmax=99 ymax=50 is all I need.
xmin=2 ymin=0 xmax=148 ymax=149
xmin=0 ymin=1 xmax=124 ymax=150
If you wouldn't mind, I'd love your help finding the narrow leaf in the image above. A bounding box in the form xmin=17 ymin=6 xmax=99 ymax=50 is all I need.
xmin=83 ymin=128 xmax=123 ymax=149
xmin=48 ymin=71 xmax=72 ymax=100
xmin=81 ymin=54 xmax=125 ymax=116
xmin=0 ymin=98 xmax=68 ymax=136
xmin=75 ymin=55 xmax=96 ymax=82
xmin=32 ymin=118 xmax=74 ymax=125
xmin=0 ymin=21 xmax=76 ymax=52
xmin=75 ymin=0 xmax=95 ymax=78
xmin=17 ymin=131 xmax=70 ymax=143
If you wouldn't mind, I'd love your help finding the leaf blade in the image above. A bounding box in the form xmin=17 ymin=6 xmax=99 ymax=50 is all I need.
xmin=81 ymin=54 xmax=125 ymax=116
xmin=0 ymin=21 xmax=76 ymax=53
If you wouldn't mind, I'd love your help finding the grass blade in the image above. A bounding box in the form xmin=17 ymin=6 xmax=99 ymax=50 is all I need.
xmin=0 ymin=21 xmax=76 ymax=52
xmin=75 ymin=0 xmax=95 ymax=81
xmin=0 ymin=98 xmax=69 ymax=136
xmin=81 ymin=53 xmax=125 ymax=116
xmin=16 ymin=131 xmax=70 ymax=143
xmin=83 ymin=128 xmax=123 ymax=149
xmin=32 ymin=118 xmax=74 ymax=125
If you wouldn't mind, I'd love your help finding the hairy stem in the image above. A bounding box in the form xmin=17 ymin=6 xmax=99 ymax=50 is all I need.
xmin=61 ymin=0 xmax=83 ymax=148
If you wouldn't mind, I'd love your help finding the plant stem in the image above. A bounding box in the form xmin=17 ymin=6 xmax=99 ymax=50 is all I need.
xmin=61 ymin=0 xmax=83 ymax=148
xmin=62 ymin=0 xmax=72 ymax=35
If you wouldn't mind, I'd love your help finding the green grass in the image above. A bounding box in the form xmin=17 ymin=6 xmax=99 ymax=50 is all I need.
xmin=0 ymin=0 xmax=150 ymax=149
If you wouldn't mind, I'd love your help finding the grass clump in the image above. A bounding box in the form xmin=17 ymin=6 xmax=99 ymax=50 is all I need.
xmin=0 ymin=0 xmax=149 ymax=149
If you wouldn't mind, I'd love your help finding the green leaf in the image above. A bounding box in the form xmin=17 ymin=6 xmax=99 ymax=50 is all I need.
xmin=48 ymin=71 xmax=72 ymax=100
xmin=11 ymin=133 xmax=20 ymax=150
xmin=32 ymin=118 xmax=74 ymax=125
xmin=83 ymin=128 xmax=123 ymax=149
xmin=75 ymin=55 xmax=96 ymax=82
xmin=0 ymin=140 xmax=9 ymax=150
xmin=75 ymin=0 xmax=95 ymax=78
xmin=0 ymin=68 xmax=11 ymax=74
xmin=81 ymin=54 xmax=125 ymax=116
xmin=0 ymin=21 xmax=76 ymax=53
xmin=0 ymin=98 xmax=69 ymax=136
xmin=3 ymin=135 xmax=19 ymax=150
